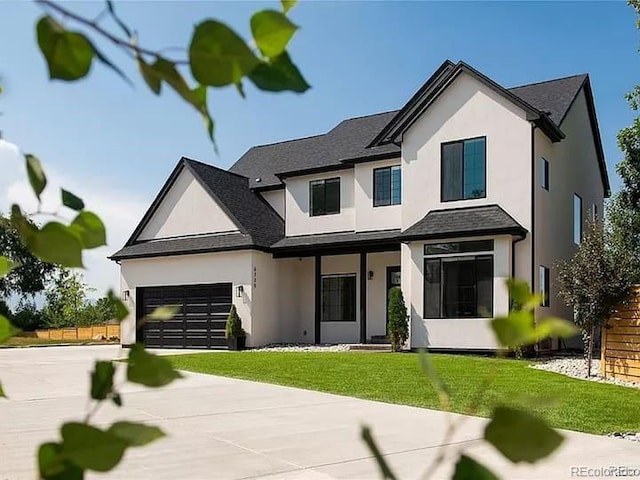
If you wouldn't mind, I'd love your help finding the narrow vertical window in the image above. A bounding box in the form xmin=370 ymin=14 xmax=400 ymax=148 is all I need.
xmin=540 ymin=265 xmax=550 ymax=307
xmin=540 ymin=157 xmax=549 ymax=190
xmin=373 ymin=166 xmax=401 ymax=206
xmin=573 ymin=194 xmax=582 ymax=245
xmin=592 ymin=203 xmax=598 ymax=222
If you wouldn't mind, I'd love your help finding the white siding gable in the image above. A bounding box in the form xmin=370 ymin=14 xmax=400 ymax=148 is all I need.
xmin=260 ymin=189 xmax=285 ymax=219
xmin=138 ymin=168 xmax=239 ymax=240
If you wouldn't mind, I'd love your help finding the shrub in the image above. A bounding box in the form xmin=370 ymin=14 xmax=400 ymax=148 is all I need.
xmin=387 ymin=287 xmax=408 ymax=352
xmin=12 ymin=299 xmax=46 ymax=331
xmin=225 ymin=305 xmax=245 ymax=339
xmin=79 ymin=297 xmax=117 ymax=326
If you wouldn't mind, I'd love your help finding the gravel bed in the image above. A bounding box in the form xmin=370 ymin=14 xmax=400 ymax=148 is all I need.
xmin=247 ymin=343 xmax=350 ymax=352
xmin=608 ymin=432 xmax=640 ymax=442
xmin=530 ymin=357 xmax=640 ymax=389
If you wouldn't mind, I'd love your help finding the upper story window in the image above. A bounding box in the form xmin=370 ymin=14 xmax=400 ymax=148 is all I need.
xmin=373 ymin=165 xmax=401 ymax=207
xmin=441 ymin=137 xmax=486 ymax=202
xmin=573 ymin=193 xmax=582 ymax=245
xmin=541 ymin=157 xmax=549 ymax=191
xmin=310 ymin=177 xmax=340 ymax=216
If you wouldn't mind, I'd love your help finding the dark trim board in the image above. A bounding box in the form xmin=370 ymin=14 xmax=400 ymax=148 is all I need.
xmin=315 ymin=255 xmax=321 ymax=344
xmin=273 ymin=242 xmax=401 ymax=259
xmin=360 ymin=252 xmax=367 ymax=343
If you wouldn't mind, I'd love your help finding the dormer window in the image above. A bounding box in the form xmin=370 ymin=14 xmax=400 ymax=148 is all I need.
xmin=441 ymin=137 xmax=486 ymax=202
xmin=310 ymin=178 xmax=340 ymax=216
xmin=373 ymin=166 xmax=401 ymax=207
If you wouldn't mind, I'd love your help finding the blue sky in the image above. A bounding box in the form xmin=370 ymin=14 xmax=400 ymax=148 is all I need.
xmin=0 ymin=1 xmax=639 ymax=293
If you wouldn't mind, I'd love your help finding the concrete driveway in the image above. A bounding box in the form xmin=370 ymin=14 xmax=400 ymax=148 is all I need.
xmin=1 ymin=345 xmax=639 ymax=480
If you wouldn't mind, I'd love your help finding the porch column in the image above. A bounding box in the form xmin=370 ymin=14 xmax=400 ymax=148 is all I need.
xmin=315 ymin=255 xmax=321 ymax=344
xmin=360 ymin=251 xmax=367 ymax=343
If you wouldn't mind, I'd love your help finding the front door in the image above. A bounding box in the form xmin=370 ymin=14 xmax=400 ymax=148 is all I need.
xmin=386 ymin=266 xmax=401 ymax=325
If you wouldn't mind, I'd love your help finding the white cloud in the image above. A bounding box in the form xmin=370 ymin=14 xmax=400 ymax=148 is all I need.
xmin=0 ymin=139 xmax=147 ymax=297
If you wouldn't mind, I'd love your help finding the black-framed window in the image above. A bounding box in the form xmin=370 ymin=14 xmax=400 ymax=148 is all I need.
xmin=441 ymin=137 xmax=486 ymax=201
xmin=310 ymin=177 xmax=340 ymax=216
xmin=424 ymin=256 xmax=493 ymax=318
xmin=321 ymin=274 xmax=356 ymax=322
xmin=573 ymin=193 xmax=582 ymax=245
xmin=425 ymin=240 xmax=494 ymax=256
xmin=540 ymin=265 xmax=550 ymax=307
xmin=373 ymin=165 xmax=401 ymax=206
xmin=541 ymin=157 xmax=549 ymax=191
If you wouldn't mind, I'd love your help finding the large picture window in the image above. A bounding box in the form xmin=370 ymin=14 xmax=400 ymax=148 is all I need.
xmin=310 ymin=178 xmax=340 ymax=216
xmin=424 ymin=241 xmax=493 ymax=319
xmin=373 ymin=166 xmax=401 ymax=206
xmin=322 ymin=275 xmax=356 ymax=322
xmin=441 ymin=137 xmax=486 ymax=201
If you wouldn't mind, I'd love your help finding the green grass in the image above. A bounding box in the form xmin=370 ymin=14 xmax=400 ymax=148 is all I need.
xmin=1 ymin=336 xmax=115 ymax=347
xmin=166 ymin=352 xmax=640 ymax=435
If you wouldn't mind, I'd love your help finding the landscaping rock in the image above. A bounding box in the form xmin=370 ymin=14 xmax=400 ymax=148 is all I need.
xmin=530 ymin=356 xmax=640 ymax=389
xmin=608 ymin=432 xmax=640 ymax=442
xmin=248 ymin=343 xmax=350 ymax=352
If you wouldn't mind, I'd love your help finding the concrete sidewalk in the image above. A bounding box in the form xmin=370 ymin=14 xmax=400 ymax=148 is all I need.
xmin=1 ymin=345 xmax=638 ymax=479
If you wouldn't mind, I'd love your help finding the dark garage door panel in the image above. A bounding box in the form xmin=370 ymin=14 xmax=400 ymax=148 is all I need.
xmin=139 ymin=283 xmax=232 ymax=349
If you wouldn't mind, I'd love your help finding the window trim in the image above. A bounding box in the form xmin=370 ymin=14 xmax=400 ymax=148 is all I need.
xmin=541 ymin=157 xmax=549 ymax=191
xmin=373 ymin=165 xmax=401 ymax=207
xmin=440 ymin=136 xmax=487 ymax=203
xmin=321 ymin=273 xmax=357 ymax=322
xmin=573 ymin=193 xmax=582 ymax=245
xmin=540 ymin=265 xmax=550 ymax=307
xmin=309 ymin=177 xmax=341 ymax=217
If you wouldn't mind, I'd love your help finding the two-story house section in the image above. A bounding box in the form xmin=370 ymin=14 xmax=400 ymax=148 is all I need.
xmin=110 ymin=60 xmax=609 ymax=351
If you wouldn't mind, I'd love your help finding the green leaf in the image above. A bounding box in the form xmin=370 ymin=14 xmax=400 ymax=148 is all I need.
xmin=38 ymin=442 xmax=84 ymax=480
xmin=418 ymin=351 xmax=450 ymax=409
xmin=535 ymin=316 xmax=579 ymax=340
xmin=248 ymin=52 xmax=310 ymax=93
xmin=107 ymin=290 xmax=128 ymax=321
xmin=190 ymin=85 xmax=215 ymax=146
xmin=189 ymin=20 xmax=259 ymax=87
xmin=107 ymin=421 xmax=165 ymax=447
xmin=453 ymin=455 xmax=498 ymax=480
xmin=33 ymin=222 xmax=84 ymax=267
xmin=127 ymin=343 xmax=183 ymax=387
xmin=61 ymin=422 xmax=128 ymax=472
xmin=507 ymin=278 xmax=541 ymax=312
xmin=90 ymin=361 xmax=115 ymax=400
xmin=69 ymin=211 xmax=106 ymax=249
xmin=361 ymin=426 xmax=397 ymax=480
xmin=138 ymin=56 xmax=161 ymax=95
xmin=112 ymin=393 xmax=122 ymax=407
xmin=26 ymin=154 xmax=47 ymax=201
xmin=148 ymin=305 xmax=179 ymax=321
xmin=0 ymin=314 xmax=19 ymax=344
xmin=0 ymin=380 xmax=6 ymax=399
xmin=491 ymin=310 xmax=536 ymax=348
xmin=484 ymin=406 xmax=564 ymax=463
xmin=0 ymin=255 xmax=19 ymax=279
xmin=251 ymin=10 xmax=298 ymax=59
xmin=61 ymin=189 xmax=85 ymax=211
xmin=281 ymin=0 xmax=297 ymax=13
xmin=36 ymin=16 xmax=94 ymax=81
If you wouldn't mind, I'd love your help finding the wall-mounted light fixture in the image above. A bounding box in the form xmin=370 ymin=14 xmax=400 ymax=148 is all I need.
xmin=236 ymin=285 xmax=244 ymax=298
xmin=367 ymin=270 xmax=374 ymax=280
xmin=121 ymin=290 xmax=130 ymax=301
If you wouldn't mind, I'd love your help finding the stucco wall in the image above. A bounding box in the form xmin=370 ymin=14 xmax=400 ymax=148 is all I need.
xmin=250 ymin=251 xmax=281 ymax=346
xmin=138 ymin=168 xmax=239 ymax=240
xmin=320 ymin=254 xmax=360 ymax=343
xmin=404 ymin=235 xmax=511 ymax=349
xmin=260 ymin=189 xmax=285 ymax=219
xmin=284 ymin=170 xmax=355 ymax=236
xmin=354 ymin=158 xmax=402 ymax=232
xmin=534 ymin=89 xmax=605 ymax=341
xmin=366 ymin=251 xmax=401 ymax=338
xmin=119 ymin=251 xmax=253 ymax=345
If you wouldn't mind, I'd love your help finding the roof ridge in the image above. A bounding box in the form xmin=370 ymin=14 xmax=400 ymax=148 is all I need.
xmin=182 ymin=157 xmax=249 ymax=181
xmin=509 ymin=73 xmax=588 ymax=90
xmin=250 ymin=133 xmax=326 ymax=150
xmin=333 ymin=109 xmax=400 ymax=124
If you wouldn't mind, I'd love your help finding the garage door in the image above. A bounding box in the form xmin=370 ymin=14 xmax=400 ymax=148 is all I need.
xmin=138 ymin=283 xmax=232 ymax=349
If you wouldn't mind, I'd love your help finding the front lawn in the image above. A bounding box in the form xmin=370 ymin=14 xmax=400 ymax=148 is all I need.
xmin=166 ymin=352 xmax=640 ymax=435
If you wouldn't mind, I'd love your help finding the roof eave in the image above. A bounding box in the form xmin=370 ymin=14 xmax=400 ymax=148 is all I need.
xmin=400 ymin=226 xmax=528 ymax=242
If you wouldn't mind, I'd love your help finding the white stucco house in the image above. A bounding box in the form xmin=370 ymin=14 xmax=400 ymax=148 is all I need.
xmin=110 ymin=60 xmax=609 ymax=351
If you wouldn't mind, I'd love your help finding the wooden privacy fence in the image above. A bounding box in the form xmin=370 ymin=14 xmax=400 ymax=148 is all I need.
xmin=35 ymin=324 xmax=120 ymax=341
xmin=601 ymin=287 xmax=640 ymax=382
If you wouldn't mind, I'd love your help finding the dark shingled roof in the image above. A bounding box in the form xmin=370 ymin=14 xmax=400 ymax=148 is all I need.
xmin=110 ymin=158 xmax=284 ymax=260
xmin=271 ymin=229 xmax=401 ymax=250
xmin=230 ymin=66 xmax=593 ymax=191
xmin=401 ymin=205 xmax=527 ymax=241
xmin=508 ymin=74 xmax=588 ymax=126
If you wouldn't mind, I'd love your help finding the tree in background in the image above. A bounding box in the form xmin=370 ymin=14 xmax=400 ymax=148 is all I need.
xmin=0 ymin=214 xmax=58 ymax=298
xmin=43 ymin=269 xmax=87 ymax=328
xmin=387 ymin=287 xmax=408 ymax=352
xmin=556 ymin=219 xmax=635 ymax=376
